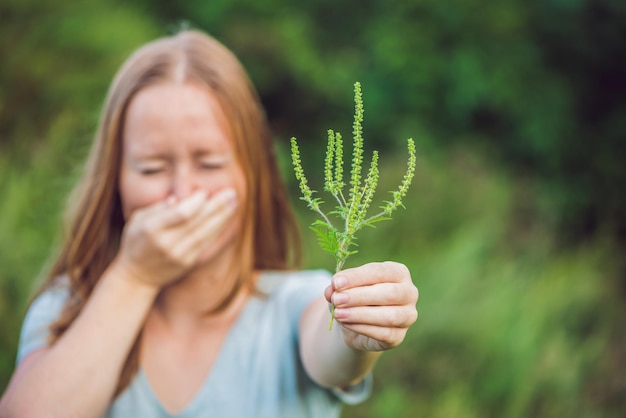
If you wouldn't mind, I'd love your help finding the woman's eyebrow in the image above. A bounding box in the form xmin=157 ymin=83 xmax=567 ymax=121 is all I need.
xmin=132 ymin=150 xmax=166 ymax=158
xmin=125 ymin=151 xmax=171 ymax=163
xmin=193 ymin=148 xmax=229 ymax=158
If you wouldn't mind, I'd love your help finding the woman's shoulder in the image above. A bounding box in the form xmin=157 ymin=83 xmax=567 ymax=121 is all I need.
xmin=28 ymin=275 xmax=71 ymax=310
xmin=17 ymin=275 xmax=71 ymax=364
xmin=251 ymin=270 xmax=331 ymax=336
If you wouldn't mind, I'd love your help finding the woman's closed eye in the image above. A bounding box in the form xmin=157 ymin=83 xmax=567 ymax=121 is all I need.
xmin=199 ymin=158 xmax=226 ymax=170
xmin=138 ymin=164 xmax=166 ymax=175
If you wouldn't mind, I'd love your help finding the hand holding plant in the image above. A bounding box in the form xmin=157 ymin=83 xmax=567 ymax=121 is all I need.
xmin=291 ymin=82 xmax=416 ymax=329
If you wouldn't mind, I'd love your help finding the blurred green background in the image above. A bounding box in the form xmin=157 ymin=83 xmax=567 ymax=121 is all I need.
xmin=1 ymin=0 xmax=625 ymax=416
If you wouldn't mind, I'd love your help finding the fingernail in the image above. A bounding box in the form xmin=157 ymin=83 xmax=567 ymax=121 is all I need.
xmin=332 ymin=292 xmax=348 ymax=306
xmin=333 ymin=308 xmax=348 ymax=319
xmin=333 ymin=276 xmax=347 ymax=290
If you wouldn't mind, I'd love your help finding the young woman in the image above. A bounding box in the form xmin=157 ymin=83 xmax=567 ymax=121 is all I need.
xmin=0 ymin=30 xmax=418 ymax=418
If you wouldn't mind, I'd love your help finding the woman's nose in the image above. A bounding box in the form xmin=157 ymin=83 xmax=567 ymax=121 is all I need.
xmin=171 ymin=166 xmax=201 ymax=199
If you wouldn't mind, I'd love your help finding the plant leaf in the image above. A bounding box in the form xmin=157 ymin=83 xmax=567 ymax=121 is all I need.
xmin=310 ymin=221 xmax=339 ymax=255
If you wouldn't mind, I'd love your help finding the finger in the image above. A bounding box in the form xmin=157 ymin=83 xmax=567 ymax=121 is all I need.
xmin=194 ymin=200 xmax=237 ymax=247
xmin=178 ymin=188 xmax=237 ymax=235
xmin=333 ymin=261 xmax=411 ymax=291
xmin=340 ymin=323 xmax=408 ymax=349
xmin=175 ymin=192 xmax=238 ymax=260
xmin=331 ymin=282 xmax=418 ymax=308
xmin=147 ymin=190 xmax=208 ymax=229
xmin=334 ymin=305 xmax=418 ymax=328
xmin=127 ymin=196 xmax=173 ymax=224
xmin=324 ymin=284 xmax=333 ymax=303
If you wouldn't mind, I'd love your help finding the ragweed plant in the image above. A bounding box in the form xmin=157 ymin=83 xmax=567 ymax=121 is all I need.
xmin=290 ymin=82 xmax=417 ymax=329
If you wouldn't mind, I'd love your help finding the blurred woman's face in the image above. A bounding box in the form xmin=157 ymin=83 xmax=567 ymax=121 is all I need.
xmin=119 ymin=81 xmax=246 ymax=262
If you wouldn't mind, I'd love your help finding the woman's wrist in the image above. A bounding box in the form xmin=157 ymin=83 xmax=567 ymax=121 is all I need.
xmin=104 ymin=258 xmax=161 ymax=303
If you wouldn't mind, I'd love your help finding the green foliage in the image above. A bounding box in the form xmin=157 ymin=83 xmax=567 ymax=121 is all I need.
xmin=291 ymin=83 xmax=416 ymax=328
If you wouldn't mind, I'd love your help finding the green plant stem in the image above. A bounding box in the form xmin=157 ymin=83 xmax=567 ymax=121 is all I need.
xmin=329 ymin=246 xmax=348 ymax=330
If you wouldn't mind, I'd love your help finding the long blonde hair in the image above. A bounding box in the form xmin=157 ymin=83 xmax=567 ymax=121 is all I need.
xmin=39 ymin=30 xmax=301 ymax=395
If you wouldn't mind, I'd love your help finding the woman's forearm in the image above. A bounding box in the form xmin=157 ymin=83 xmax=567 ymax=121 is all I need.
xmin=0 ymin=262 xmax=158 ymax=418
xmin=299 ymin=297 xmax=382 ymax=389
